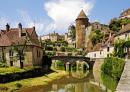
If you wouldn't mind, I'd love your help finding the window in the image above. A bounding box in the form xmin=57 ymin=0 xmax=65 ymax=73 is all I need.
xmin=94 ymin=53 xmax=96 ymax=57
xmin=125 ymin=34 xmax=127 ymax=41
xmin=37 ymin=51 xmax=38 ymax=58
xmin=118 ymin=38 xmax=119 ymax=43
xmin=9 ymin=50 xmax=13 ymax=57
xmin=100 ymin=51 xmax=101 ymax=55
xmin=97 ymin=26 xmax=98 ymax=29
xmin=107 ymin=54 xmax=109 ymax=57
xmin=39 ymin=52 xmax=41 ymax=57
xmin=10 ymin=61 xmax=13 ymax=66
xmin=124 ymin=47 xmax=127 ymax=53
xmin=107 ymin=47 xmax=109 ymax=52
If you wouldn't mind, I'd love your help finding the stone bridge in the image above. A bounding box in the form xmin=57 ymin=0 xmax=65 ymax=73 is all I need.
xmin=51 ymin=56 xmax=94 ymax=70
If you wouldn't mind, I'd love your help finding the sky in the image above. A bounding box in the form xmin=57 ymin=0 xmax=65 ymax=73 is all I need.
xmin=0 ymin=0 xmax=129 ymax=36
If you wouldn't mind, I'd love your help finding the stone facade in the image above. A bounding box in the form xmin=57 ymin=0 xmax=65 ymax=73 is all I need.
xmin=0 ymin=23 xmax=43 ymax=68
xmin=119 ymin=8 xmax=130 ymax=20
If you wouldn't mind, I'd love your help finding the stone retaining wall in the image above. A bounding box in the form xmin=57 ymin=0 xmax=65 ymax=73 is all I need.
xmin=93 ymin=58 xmax=104 ymax=71
xmin=0 ymin=66 xmax=50 ymax=83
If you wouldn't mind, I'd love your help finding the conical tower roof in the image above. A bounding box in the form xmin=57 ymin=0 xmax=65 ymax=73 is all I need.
xmin=76 ymin=10 xmax=88 ymax=20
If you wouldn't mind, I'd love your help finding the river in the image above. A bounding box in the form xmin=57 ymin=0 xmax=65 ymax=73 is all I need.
xmin=17 ymin=70 xmax=118 ymax=92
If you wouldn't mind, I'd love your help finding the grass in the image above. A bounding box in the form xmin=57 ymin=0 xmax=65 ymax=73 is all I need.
xmin=0 ymin=68 xmax=67 ymax=92
xmin=0 ymin=67 xmax=24 ymax=74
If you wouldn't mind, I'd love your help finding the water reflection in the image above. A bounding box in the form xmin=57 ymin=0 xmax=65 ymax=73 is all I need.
xmin=17 ymin=70 xmax=118 ymax=92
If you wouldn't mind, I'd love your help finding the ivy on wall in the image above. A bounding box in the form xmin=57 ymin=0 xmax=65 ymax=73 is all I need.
xmin=113 ymin=38 xmax=130 ymax=58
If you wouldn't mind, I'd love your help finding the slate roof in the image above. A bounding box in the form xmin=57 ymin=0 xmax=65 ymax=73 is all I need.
xmin=76 ymin=10 xmax=88 ymax=20
xmin=0 ymin=27 xmax=41 ymax=47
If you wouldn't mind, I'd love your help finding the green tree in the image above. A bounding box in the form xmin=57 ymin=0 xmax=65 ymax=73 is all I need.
xmin=10 ymin=36 xmax=30 ymax=68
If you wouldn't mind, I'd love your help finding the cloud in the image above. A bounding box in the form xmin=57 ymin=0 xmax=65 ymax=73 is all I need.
xmin=44 ymin=0 xmax=94 ymax=33
xmin=0 ymin=17 xmax=18 ymax=30
xmin=17 ymin=9 xmax=44 ymax=32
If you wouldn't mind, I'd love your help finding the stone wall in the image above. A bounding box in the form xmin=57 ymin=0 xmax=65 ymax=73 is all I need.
xmin=93 ymin=58 xmax=104 ymax=71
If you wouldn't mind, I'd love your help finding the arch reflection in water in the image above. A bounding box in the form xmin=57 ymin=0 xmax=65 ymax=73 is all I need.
xmin=17 ymin=70 xmax=118 ymax=92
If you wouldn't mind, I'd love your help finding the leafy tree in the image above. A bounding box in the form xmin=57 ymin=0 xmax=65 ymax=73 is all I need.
xmin=10 ymin=36 xmax=30 ymax=68
xmin=90 ymin=30 xmax=104 ymax=46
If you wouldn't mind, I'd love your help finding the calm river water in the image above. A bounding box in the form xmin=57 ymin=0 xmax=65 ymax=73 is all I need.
xmin=17 ymin=70 xmax=118 ymax=92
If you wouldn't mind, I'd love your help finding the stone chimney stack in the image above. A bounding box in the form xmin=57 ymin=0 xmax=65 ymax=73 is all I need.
xmin=6 ymin=23 xmax=10 ymax=32
xmin=122 ymin=24 xmax=125 ymax=28
xmin=18 ymin=23 xmax=22 ymax=37
xmin=33 ymin=26 xmax=35 ymax=31
xmin=122 ymin=9 xmax=124 ymax=13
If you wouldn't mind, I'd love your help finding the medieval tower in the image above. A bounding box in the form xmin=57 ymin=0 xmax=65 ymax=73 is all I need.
xmin=76 ymin=10 xmax=89 ymax=48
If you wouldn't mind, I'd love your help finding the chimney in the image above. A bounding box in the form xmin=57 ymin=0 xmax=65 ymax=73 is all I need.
xmin=122 ymin=9 xmax=124 ymax=13
xmin=6 ymin=23 xmax=10 ymax=32
xmin=54 ymin=31 xmax=55 ymax=34
xmin=33 ymin=26 xmax=35 ymax=31
xmin=122 ymin=24 xmax=125 ymax=28
xmin=18 ymin=23 xmax=22 ymax=37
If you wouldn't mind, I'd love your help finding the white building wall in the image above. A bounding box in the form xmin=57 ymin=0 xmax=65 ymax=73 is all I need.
xmin=86 ymin=50 xmax=103 ymax=58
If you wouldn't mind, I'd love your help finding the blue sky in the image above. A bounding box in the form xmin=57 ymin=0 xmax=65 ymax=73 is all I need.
xmin=0 ymin=0 xmax=129 ymax=36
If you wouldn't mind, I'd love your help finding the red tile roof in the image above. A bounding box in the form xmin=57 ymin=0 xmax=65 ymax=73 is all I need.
xmin=113 ymin=17 xmax=117 ymax=21
xmin=0 ymin=28 xmax=40 ymax=47
xmin=90 ymin=43 xmax=102 ymax=52
xmin=116 ymin=24 xmax=130 ymax=35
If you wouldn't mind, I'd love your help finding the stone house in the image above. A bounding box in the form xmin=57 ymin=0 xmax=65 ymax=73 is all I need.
xmin=114 ymin=24 xmax=130 ymax=59
xmin=86 ymin=31 xmax=116 ymax=58
xmin=0 ymin=23 xmax=43 ymax=68
xmin=40 ymin=31 xmax=60 ymax=42
xmin=119 ymin=8 xmax=130 ymax=20
xmin=86 ymin=43 xmax=103 ymax=58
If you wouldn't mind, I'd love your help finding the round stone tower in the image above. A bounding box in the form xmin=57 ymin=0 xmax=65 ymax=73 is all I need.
xmin=76 ymin=10 xmax=89 ymax=48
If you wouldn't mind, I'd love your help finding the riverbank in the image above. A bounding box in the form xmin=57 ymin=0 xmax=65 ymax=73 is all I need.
xmin=0 ymin=68 xmax=67 ymax=92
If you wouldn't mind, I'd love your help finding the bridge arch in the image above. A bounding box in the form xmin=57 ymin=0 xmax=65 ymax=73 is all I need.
xmin=51 ymin=56 xmax=93 ymax=71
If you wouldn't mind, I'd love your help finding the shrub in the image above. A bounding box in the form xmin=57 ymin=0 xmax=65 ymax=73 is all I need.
xmin=60 ymin=47 xmax=65 ymax=52
xmin=56 ymin=60 xmax=64 ymax=66
xmin=68 ymin=53 xmax=72 ymax=56
xmin=46 ymin=46 xmax=53 ymax=50
xmin=0 ymin=63 xmax=9 ymax=68
xmin=101 ymin=57 xmax=125 ymax=80
xmin=57 ymin=44 xmax=61 ymax=47
xmin=53 ymin=47 xmax=57 ymax=51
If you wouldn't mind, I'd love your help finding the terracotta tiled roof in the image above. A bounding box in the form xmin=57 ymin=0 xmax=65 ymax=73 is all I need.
xmin=90 ymin=43 xmax=102 ymax=52
xmin=60 ymin=35 xmax=65 ymax=38
xmin=116 ymin=24 xmax=130 ymax=35
xmin=0 ymin=27 xmax=40 ymax=47
xmin=0 ymin=30 xmax=6 ymax=36
xmin=113 ymin=17 xmax=117 ymax=21
xmin=76 ymin=10 xmax=88 ymax=19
